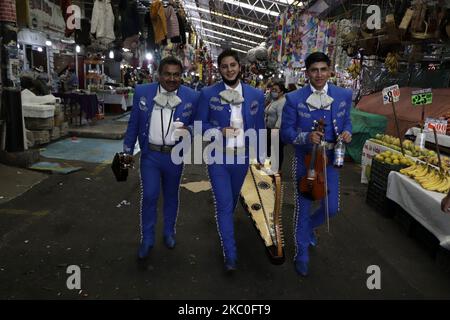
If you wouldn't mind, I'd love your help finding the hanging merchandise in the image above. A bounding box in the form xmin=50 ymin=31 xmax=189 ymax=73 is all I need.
xmin=177 ymin=7 xmax=188 ymax=45
xmin=90 ymin=0 xmax=115 ymax=45
xmin=119 ymin=0 xmax=140 ymax=47
xmin=165 ymin=2 xmax=180 ymax=43
xmin=150 ymin=0 xmax=168 ymax=44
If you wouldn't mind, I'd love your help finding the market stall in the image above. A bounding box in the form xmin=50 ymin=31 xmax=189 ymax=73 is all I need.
xmin=387 ymin=171 xmax=450 ymax=250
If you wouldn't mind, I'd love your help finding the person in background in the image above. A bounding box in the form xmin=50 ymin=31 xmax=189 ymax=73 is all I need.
xmin=62 ymin=67 xmax=79 ymax=91
xmin=265 ymin=80 xmax=287 ymax=173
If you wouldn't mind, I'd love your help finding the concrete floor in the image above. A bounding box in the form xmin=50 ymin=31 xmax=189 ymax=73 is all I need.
xmin=0 ymin=145 xmax=449 ymax=300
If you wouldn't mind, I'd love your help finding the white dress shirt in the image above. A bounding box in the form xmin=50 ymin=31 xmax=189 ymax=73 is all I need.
xmin=149 ymin=86 xmax=178 ymax=146
xmin=225 ymin=82 xmax=245 ymax=149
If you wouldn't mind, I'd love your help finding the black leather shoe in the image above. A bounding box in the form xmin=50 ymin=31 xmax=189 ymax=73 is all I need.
xmin=138 ymin=241 xmax=153 ymax=259
xmin=164 ymin=235 xmax=176 ymax=249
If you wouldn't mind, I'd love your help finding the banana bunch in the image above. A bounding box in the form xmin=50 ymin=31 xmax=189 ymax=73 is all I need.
xmin=347 ymin=62 xmax=361 ymax=79
xmin=385 ymin=52 xmax=400 ymax=74
xmin=400 ymin=164 xmax=450 ymax=193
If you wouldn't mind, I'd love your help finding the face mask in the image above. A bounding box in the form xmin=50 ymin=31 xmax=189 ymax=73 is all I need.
xmin=271 ymin=92 xmax=279 ymax=99
xmin=222 ymin=71 xmax=241 ymax=86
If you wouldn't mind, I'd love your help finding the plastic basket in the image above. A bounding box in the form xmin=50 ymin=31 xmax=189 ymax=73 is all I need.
xmin=366 ymin=181 xmax=395 ymax=216
xmin=369 ymin=159 xmax=406 ymax=190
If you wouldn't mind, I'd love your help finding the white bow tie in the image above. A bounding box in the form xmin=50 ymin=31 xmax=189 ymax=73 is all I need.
xmin=306 ymin=90 xmax=334 ymax=111
xmin=153 ymin=92 xmax=182 ymax=110
xmin=219 ymin=89 xmax=244 ymax=105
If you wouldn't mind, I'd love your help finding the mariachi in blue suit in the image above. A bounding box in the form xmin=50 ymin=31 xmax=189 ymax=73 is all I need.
xmin=281 ymin=83 xmax=352 ymax=269
xmin=196 ymin=81 xmax=265 ymax=267
xmin=123 ymin=82 xmax=199 ymax=253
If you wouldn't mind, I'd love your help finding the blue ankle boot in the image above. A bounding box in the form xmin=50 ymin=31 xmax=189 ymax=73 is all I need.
xmin=163 ymin=234 xmax=176 ymax=249
xmin=295 ymin=260 xmax=309 ymax=276
xmin=138 ymin=240 xmax=154 ymax=259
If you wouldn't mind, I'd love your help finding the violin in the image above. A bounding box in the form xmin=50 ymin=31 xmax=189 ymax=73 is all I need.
xmin=299 ymin=119 xmax=328 ymax=200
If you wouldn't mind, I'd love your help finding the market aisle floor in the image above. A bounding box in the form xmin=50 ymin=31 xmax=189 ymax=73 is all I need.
xmin=0 ymin=146 xmax=449 ymax=299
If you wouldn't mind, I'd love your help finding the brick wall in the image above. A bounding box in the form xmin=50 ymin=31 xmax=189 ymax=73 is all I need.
xmin=0 ymin=0 xmax=17 ymax=23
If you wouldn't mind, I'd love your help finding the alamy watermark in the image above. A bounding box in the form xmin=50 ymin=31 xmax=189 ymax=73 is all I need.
xmin=169 ymin=121 xmax=280 ymax=172
xmin=66 ymin=5 xmax=81 ymax=30
xmin=366 ymin=265 xmax=381 ymax=290
xmin=366 ymin=5 xmax=381 ymax=30
xmin=66 ymin=265 xmax=81 ymax=290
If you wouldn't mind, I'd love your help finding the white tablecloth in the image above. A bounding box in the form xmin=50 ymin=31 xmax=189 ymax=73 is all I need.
xmin=406 ymin=127 xmax=450 ymax=148
xmin=96 ymin=92 xmax=132 ymax=111
xmin=387 ymin=171 xmax=450 ymax=250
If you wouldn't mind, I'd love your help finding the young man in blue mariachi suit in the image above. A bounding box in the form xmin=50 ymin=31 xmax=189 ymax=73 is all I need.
xmin=196 ymin=49 xmax=265 ymax=272
xmin=123 ymin=56 xmax=199 ymax=259
xmin=281 ymin=52 xmax=352 ymax=276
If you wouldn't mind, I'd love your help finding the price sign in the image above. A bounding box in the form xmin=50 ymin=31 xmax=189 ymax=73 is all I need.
xmin=411 ymin=88 xmax=432 ymax=106
xmin=382 ymin=84 xmax=400 ymax=104
xmin=424 ymin=117 xmax=447 ymax=135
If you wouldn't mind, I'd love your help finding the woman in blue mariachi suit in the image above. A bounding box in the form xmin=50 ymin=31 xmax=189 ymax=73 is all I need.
xmin=196 ymin=49 xmax=265 ymax=272
xmin=123 ymin=56 xmax=199 ymax=259
xmin=281 ymin=52 xmax=352 ymax=276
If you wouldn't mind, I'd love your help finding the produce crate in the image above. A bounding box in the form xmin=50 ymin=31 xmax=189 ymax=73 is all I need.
xmin=365 ymin=181 xmax=395 ymax=217
xmin=369 ymin=159 xmax=406 ymax=190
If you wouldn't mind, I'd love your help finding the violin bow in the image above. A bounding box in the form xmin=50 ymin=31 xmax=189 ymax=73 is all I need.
xmin=322 ymin=141 xmax=330 ymax=233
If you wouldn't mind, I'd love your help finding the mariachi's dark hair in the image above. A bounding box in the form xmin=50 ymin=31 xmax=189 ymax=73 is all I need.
xmin=158 ymin=56 xmax=183 ymax=74
xmin=218 ymin=49 xmax=240 ymax=66
xmin=305 ymin=52 xmax=331 ymax=69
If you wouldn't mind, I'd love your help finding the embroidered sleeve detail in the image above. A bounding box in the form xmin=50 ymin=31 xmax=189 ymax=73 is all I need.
xmin=293 ymin=132 xmax=309 ymax=145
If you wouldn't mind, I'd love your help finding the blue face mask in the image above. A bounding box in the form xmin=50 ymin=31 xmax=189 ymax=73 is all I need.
xmin=271 ymin=92 xmax=279 ymax=99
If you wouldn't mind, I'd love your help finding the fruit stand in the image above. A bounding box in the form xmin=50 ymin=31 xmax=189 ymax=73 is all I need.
xmin=363 ymin=133 xmax=450 ymax=250
xmin=361 ymin=134 xmax=427 ymax=184
xmin=387 ymin=171 xmax=450 ymax=250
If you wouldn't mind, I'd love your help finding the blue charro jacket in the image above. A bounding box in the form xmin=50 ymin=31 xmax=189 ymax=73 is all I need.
xmin=195 ymin=81 xmax=266 ymax=162
xmin=123 ymin=83 xmax=199 ymax=155
xmin=281 ymin=83 xmax=352 ymax=157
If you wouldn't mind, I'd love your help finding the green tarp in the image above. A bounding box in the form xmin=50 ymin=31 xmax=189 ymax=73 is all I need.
xmin=347 ymin=108 xmax=388 ymax=163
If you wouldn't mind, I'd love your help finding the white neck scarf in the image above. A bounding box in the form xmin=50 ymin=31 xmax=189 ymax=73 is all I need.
xmin=306 ymin=88 xmax=334 ymax=111
xmin=219 ymin=89 xmax=244 ymax=105
xmin=153 ymin=89 xmax=181 ymax=110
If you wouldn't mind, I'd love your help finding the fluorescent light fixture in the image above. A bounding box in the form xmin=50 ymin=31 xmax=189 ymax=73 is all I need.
xmin=145 ymin=53 xmax=153 ymax=60
xmin=231 ymin=47 xmax=247 ymax=54
xmin=109 ymin=50 xmax=114 ymax=59
xmin=185 ymin=4 xmax=268 ymax=29
xmin=45 ymin=40 xmax=52 ymax=46
xmin=201 ymin=33 xmax=225 ymax=41
xmin=75 ymin=45 xmax=81 ymax=53
xmin=231 ymin=41 xmax=253 ymax=49
xmin=204 ymin=40 xmax=221 ymax=47
xmin=222 ymin=0 xmax=279 ymax=16
xmin=191 ymin=17 xmax=265 ymax=39
xmin=61 ymin=39 xmax=75 ymax=44
xmin=123 ymin=48 xmax=130 ymax=52
xmin=200 ymin=27 xmax=259 ymax=45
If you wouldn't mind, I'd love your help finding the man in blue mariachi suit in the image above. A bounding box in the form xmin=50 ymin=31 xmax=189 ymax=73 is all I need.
xmin=281 ymin=52 xmax=352 ymax=276
xmin=123 ymin=56 xmax=199 ymax=259
xmin=196 ymin=49 xmax=265 ymax=272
